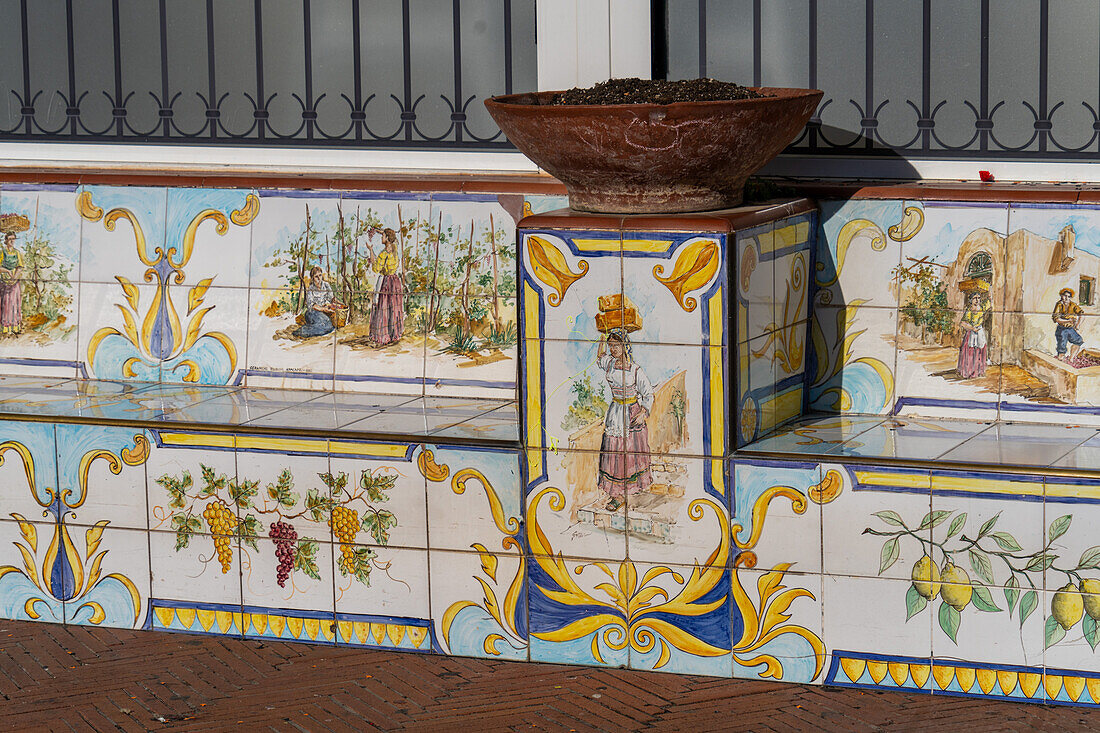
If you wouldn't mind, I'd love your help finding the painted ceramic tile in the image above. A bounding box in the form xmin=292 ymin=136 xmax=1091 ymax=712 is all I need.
xmin=64 ymin=526 xmax=150 ymax=630
xmin=0 ymin=517 xmax=66 ymax=624
xmin=732 ymin=460 xmax=823 ymax=575
xmin=1052 ymin=434 xmax=1100 ymax=468
xmin=336 ymin=545 xmax=429 ymax=641
xmin=999 ymin=311 xmax=1100 ymax=424
xmin=625 ymin=559 xmax=732 ymax=677
xmin=772 ymin=211 xmax=815 ymax=331
xmin=821 ymin=575 xmax=933 ymax=690
xmin=422 ymin=295 xmax=517 ymax=399
xmin=423 ymin=193 xmax=522 ymax=297
xmin=927 ymin=483 xmax=1047 ymax=664
xmin=78 ymin=186 xmax=168 ymax=285
xmin=624 ymin=457 xmax=728 ymax=568
xmin=815 ymin=199 xmax=906 ymax=311
xmin=427 ymin=403 xmax=519 ymax=442
xmin=148 ymin=527 xmax=243 ymax=636
xmin=0 ymin=187 xmax=80 ymax=375
xmin=164 ymin=188 xmax=256 ymax=289
xmin=525 ymin=448 xmax=627 ymax=562
xmin=893 ymin=309 xmax=1003 ymax=420
xmin=523 ymin=195 xmax=569 ymax=216
xmin=0 ymin=420 xmax=57 ymax=521
xmin=519 ymin=228 xmax=622 ymax=344
xmin=241 ymin=535 xmax=334 ymax=624
xmin=736 ymin=222 xmax=775 ymax=347
xmin=156 ymin=286 xmax=250 ymax=387
xmin=245 ymin=287 xmax=336 ymax=391
xmin=235 ymin=444 xmax=333 ymax=546
xmin=429 ymin=547 xmax=525 ymax=660
xmin=809 ymin=305 xmax=898 ymax=415
xmin=328 ymin=448 xmax=426 ymax=551
xmin=732 ymin=569 xmax=825 ymax=685
xmin=77 ymin=281 xmax=160 ymax=383
xmin=822 ymin=466 xmax=932 ymax=582
xmin=145 ymin=433 xmax=238 ymax=537
xmin=422 ymin=444 xmax=521 ymax=553
xmin=1005 ymin=204 xmax=1100 ymax=316
xmin=331 ymin=290 xmax=427 ymax=396
xmin=56 ymin=424 xmax=148 ymax=531
xmin=741 ymin=333 xmax=776 ymax=445
xmin=621 ymin=233 xmax=726 ymax=347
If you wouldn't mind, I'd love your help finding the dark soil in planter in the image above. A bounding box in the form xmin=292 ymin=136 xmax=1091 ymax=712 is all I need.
xmin=548 ymin=77 xmax=766 ymax=106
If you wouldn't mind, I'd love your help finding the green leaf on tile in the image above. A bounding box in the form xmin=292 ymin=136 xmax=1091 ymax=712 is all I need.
xmin=968 ymin=548 xmax=994 ymax=585
xmin=872 ymin=510 xmax=905 ymax=527
xmin=971 ymin=584 xmax=1001 ymax=613
xmin=1019 ymin=590 xmax=1039 ymax=627
xmin=1004 ymin=575 xmax=1020 ymax=615
xmin=905 ymin=583 xmax=927 ymax=620
xmin=990 ymin=531 xmax=1021 ymax=552
xmin=1048 ymin=515 xmax=1072 ymax=544
xmin=945 ymin=512 xmax=967 ymax=540
xmin=938 ymin=602 xmax=960 ymax=644
xmin=1085 ymin=615 xmax=1100 ymax=651
xmin=1045 ymin=615 xmax=1066 ymax=649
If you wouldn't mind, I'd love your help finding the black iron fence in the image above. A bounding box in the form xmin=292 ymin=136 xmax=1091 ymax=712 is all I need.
xmin=662 ymin=0 xmax=1100 ymax=159
xmin=0 ymin=0 xmax=535 ymax=148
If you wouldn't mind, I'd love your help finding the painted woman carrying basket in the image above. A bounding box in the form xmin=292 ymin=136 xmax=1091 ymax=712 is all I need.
xmin=596 ymin=327 xmax=654 ymax=512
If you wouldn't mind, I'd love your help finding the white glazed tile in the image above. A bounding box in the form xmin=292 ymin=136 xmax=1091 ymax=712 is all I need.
xmin=149 ymin=528 xmax=242 ymax=613
xmin=326 ymin=450 xmax=426 ymax=551
xmin=235 ymin=447 xmax=332 ymax=545
xmin=333 ymin=291 xmax=427 ymax=396
xmin=822 ymin=467 xmax=932 ymax=582
xmin=423 ymin=295 xmax=517 ymax=400
xmin=249 ymin=193 xmax=343 ymax=290
xmin=146 ymin=437 xmax=238 ymax=534
xmin=241 ymin=535 xmax=335 ymax=617
xmin=0 ymin=517 xmax=65 ymax=624
xmin=822 ymin=575 xmax=933 ymax=684
xmin=526 ymin=448 xmax=627 ymax=563
xmin=336 ymin=544 xmax=429 ymax=623
xmin=56 ymin=424 xmax=148 ymax=531
xmin=423 ymin=445 xmax=521 ymax=553
xmin=64 ymin=525 xmax=150 ymax=630
xmin=429 ymin=547 xmax=525 ymax=660
xmin=625 ymin=458 xmax=727 ymax=568
xmin=732 ymin=569 xmax=825 ymax=685
xmin=0 ymin=420 xmax=58 ymax=521
xmin=732 ymin=460 xmax=823 ymax=575
xmin=809 ymin=305 xmax=898 ymax=415
xmin=815 ymin=199 xmax=905 ymax=311
xmin=77 ymin=281 xmax=162 ymax=383
xmin=736 ymin=222 xmax=775 ymax=346
xmin=245 ymin=287 xmax=335 ymax=391
xmin=78 ymin=186 xmax=168 ymax=286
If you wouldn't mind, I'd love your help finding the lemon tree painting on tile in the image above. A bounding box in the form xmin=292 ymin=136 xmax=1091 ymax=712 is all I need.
xmin=866 ymin=509 xmax=1100 ymax=648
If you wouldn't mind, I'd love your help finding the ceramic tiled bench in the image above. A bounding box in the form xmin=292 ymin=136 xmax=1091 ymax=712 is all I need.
xmin=4 ymin=172 xmax=1100 ymax=707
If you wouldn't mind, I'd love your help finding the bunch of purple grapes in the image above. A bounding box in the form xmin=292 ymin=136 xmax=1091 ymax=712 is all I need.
xmin=269 ymin=520 xmax=298 ymax=587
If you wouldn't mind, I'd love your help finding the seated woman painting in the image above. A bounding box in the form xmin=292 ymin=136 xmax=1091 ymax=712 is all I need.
xmin=293 ymin=266 xmax=342 ymax=339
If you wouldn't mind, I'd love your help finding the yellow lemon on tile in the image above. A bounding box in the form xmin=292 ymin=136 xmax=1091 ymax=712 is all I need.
xmin=1053 ymin=583 xmax=1084 ymax=631
xmin=1081 ymin=578 xmax=1100 ymax=620
xmin=940 ymin=563 xmax=972 ymax=611
xmin=911 ymin=556 xmax=941 ymax=600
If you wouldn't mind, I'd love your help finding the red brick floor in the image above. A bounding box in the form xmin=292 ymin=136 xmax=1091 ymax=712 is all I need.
xmin=2 ymin=619 xmax=1099 ymax=732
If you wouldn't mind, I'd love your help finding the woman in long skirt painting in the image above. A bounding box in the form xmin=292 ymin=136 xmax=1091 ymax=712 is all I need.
xmin=368 ymin=228 xmax=404 ymax=347
xmin=596 ymin=328 xmax=654 ymax=511
xmin=956 ymin=290 xmax=990 ymax=378
xmin=0 ymin=232 xmax=23 ymax=336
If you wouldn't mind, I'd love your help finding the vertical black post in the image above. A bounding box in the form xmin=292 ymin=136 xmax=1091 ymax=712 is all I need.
xmin=752 ymin=0 xmax=761 ymax=86
xmin=65 ymin=0 xmax=76 ymax=135
xmin=401 ymin=0 xmax=413 ymax=141
xmin=1037 ymin=0 xmax=1049 ymax=153
xmin=111 ymin=0 xmax=123 ymax=137
xmin=303 ymin=0 xmax=314 ymax=139
xmin=921 ymin=0 xmax=931 ymax=152
xmin=979 ymin=0 xmax=990 ymax=152
xmin=205 ymin=0 xmax=217 ymax=139
xmin=159 ymin=0 xmax=170 ymax=138
xmin=807 ymin=0 xmax=818 ymax=150
xmin=19 ymin=0 xmax=31 ymax=134
xmin=504 ymin=0 xmax=515 ymax=93
xmin=650 ymin=0 xmax=667 ymax=81
xmin=352 ymin=0 xmax=363 ymax=140
xmin=452 ymin=0 xmax=463 ymax=143
xmin=698 ymin=0 xmax=707 ymax=78
xmin=863 ymin=0 xmax=874 ymax=150
xmin=254 ymin=0 xmax=265 ymax=139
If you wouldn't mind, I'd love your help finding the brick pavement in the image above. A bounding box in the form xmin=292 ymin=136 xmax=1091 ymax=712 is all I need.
xmin=0 ymin=620 xmax=1098 ymax=732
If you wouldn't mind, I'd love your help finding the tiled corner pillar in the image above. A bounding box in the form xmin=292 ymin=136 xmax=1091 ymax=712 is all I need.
xmin=514 ymin=201 xmax=821 ymax=675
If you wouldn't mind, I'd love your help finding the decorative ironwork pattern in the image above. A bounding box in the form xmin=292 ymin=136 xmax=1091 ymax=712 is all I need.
xmin=661 ymin=0 xmax=1100 ymax=160
xmin=0 ymin=0 xmax=534 ymax=149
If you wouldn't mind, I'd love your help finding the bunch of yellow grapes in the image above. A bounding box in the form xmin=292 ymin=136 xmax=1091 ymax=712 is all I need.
xmin=203 ymin=499 xmax=238 ymax=574
xmin=330 ymin=505 xmax=359 ymax=574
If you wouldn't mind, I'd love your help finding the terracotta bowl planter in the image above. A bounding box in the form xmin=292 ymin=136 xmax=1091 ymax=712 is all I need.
xmin=485 ymin=87 xmax=823 ymax=214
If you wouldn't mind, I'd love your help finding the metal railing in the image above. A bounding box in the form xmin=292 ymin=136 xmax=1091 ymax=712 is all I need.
xmin=661 ymin=0 xmax=1100 ymax=160
xmin=0 ymin=0 xmax=535 ymax=149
